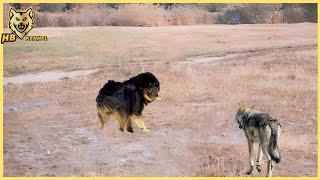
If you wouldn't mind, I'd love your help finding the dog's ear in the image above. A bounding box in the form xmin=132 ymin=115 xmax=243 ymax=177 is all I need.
xmin=237 ymin=102 xmax=245 ymax=108
xmin=26 ymin=8 xmax=34 ymax=19
xmin=9 ymin=8 xmax=17 ymax=19
xmin=237 ymin=102 xmax=245 ymax=114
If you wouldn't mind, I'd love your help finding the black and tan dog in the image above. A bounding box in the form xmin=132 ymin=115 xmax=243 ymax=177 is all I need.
xmin=96 ymin=72 xmax=160 ymax=133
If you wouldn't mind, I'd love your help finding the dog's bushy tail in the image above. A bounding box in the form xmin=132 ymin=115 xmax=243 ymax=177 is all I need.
xmin=268 ymin=120 xmax=281 ymax=163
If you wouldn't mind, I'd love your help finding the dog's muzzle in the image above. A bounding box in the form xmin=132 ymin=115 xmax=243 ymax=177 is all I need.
xmin=15 ymin=22 xmax=28 ymax=32
xmin=147 ymin=87 xmax=159 ymax=98
xmin=18 ymin=23 xmax=25 ymax=30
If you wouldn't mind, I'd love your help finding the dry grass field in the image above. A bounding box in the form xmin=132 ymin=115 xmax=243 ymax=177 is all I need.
xmin=3 ymin=23 xmax=317 ymax=176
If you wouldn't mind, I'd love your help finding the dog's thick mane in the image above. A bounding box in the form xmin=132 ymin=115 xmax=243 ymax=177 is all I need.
xmin=124 ymin=72 xmax=145 ymax=84
xmin=124 ymin=72 xmax=156 ymax=88
xmin=98 ymin=72 xmax=156 ymax=96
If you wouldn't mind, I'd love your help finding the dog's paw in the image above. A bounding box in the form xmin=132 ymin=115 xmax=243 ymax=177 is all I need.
xmin=119 ymin=128 xmax=124 ymax=132
xmin=245 ymin=166 xmax=253 ymax=175
xmin=256 ymin=164 xmax=262 ymax=172
xmin=127 ymin=128 xmax=134 ymax=133
xmin=142 ymin=128 xmax=151 ymax=132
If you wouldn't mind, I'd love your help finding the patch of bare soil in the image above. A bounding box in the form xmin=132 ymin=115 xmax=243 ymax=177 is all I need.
xmin=4 ymin=69 xmax=99 ymax=85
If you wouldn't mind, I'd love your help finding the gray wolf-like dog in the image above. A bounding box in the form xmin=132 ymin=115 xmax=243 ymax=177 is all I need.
xmin=235 ymin=103 xmax=281 ymax=177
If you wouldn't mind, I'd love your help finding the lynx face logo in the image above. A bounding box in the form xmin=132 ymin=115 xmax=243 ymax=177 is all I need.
xmin=9 ymin=8 xmax=34 ymax=40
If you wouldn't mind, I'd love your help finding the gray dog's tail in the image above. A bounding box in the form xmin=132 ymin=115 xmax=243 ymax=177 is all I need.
xmin=268 ymin=120 xmax=281 ymax=163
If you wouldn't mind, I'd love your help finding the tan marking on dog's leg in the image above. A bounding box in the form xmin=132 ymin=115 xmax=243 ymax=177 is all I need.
xmin=98 ymin=113 xmax=105 ymax=130
xmin=97 ymin=107 xmax=111 ymax=130
xmin=131 ymin=115 xmax=150 ymax=132
xmin=117 ymin=119 xmax=125 ymax=132
xmin=127 ymin=119 xmax=134 ymax=133
xmin=256 ymin=144 xmax=263 ymax=172
xmin=117 ymin=118 xmax=126 ymax=132
xmin=246 ymin=140 xmax=254 ymax=175
xmin=114 ymin=112 xmax=128 ymax=132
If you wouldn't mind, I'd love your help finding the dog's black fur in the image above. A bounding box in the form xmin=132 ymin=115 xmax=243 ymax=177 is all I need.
xmin=96 ymin=72 xmax=160 ymax=132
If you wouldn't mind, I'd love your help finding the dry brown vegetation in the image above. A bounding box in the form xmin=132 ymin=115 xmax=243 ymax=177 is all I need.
xmin=3 ymin=3 xmax=317 ymax=27
xmin=3 ymin=23 xmax=317 ymax=176
xmin=3 ymin=4 xmax=212 ymax=27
